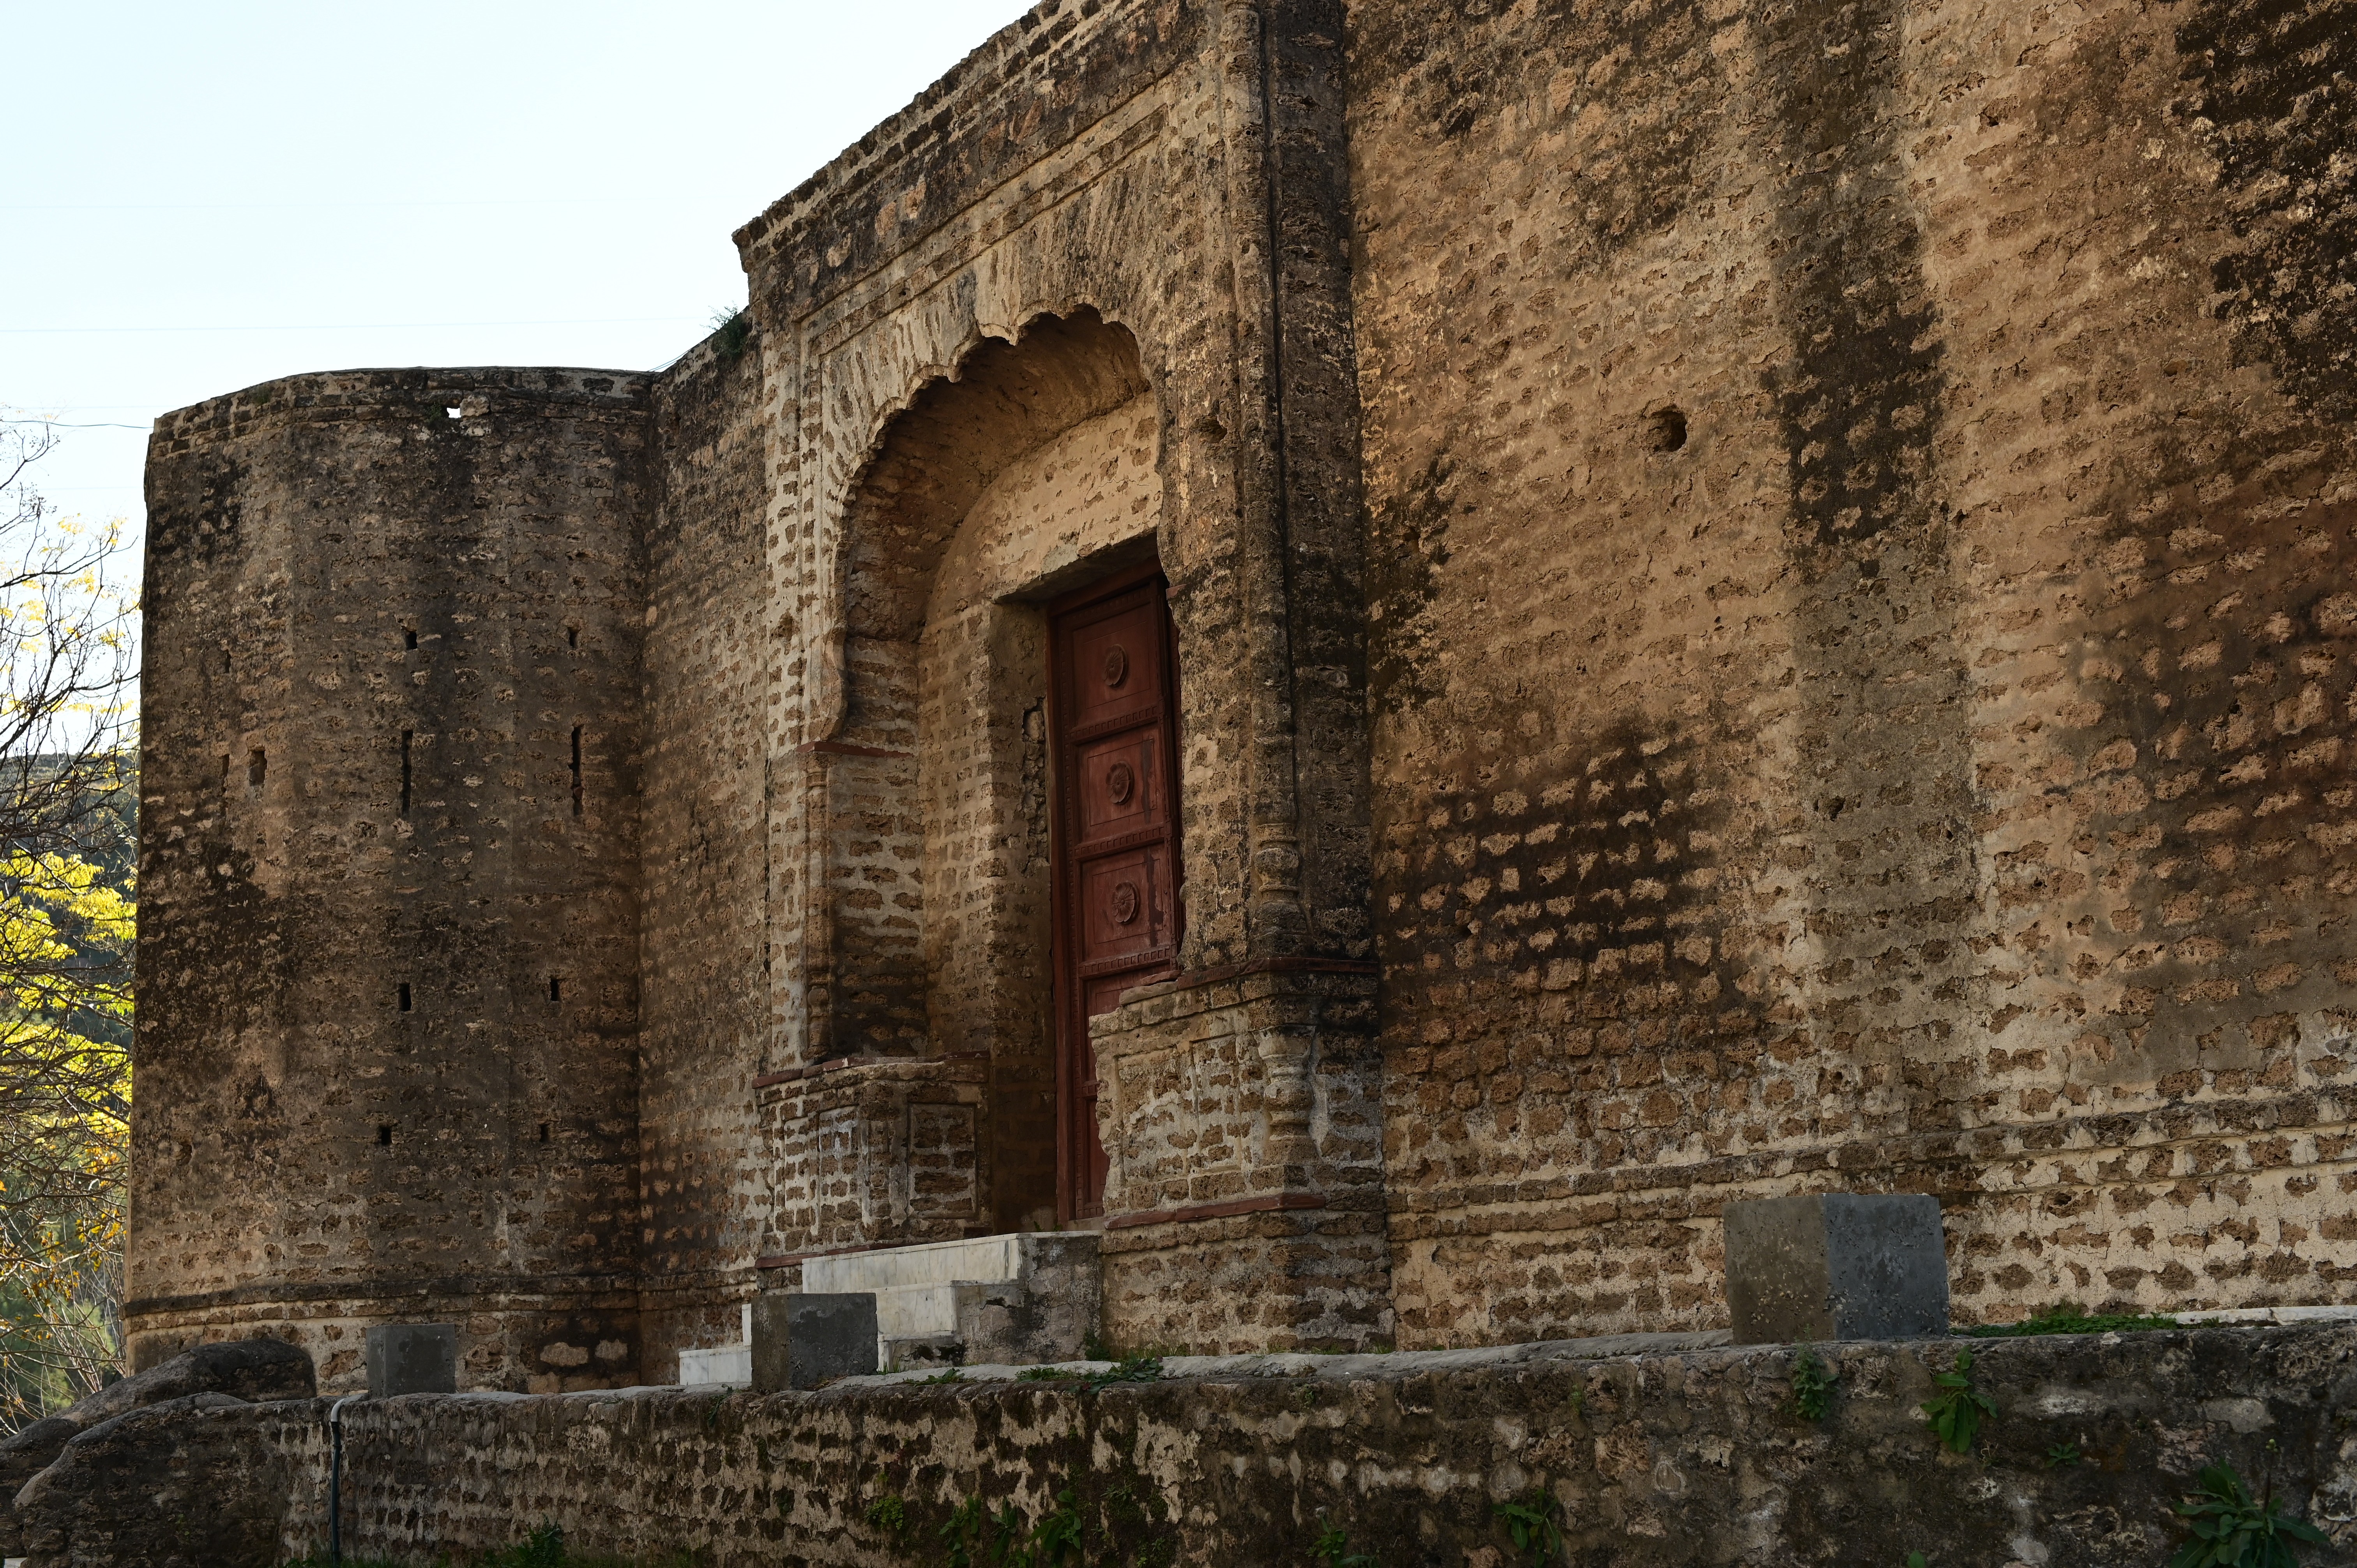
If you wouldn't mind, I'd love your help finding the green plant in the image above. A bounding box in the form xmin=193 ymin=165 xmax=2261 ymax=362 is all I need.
xmin=1966 ymin=1301 xmax=2180 ymax=1338
xmin=1920 ymin=1349 xmax=1995 ymax=1454
xmin=1903 ymin=1555 xmax=1928 ymax=1568
xmin=708 ymin=307 xmax=752 ymax=360
xmin=1790 ymin=1348 xmax=1837 ymax=1422
xmin=1088 ymin=1353 xmax=1164 ymax=1391
xmin=1492 ymin=1491 xmax=1562 ymax=1565
xmin=917 ymin=1367 xmax=965 ymax=1385
xmin=2046 ymin=1441 xmax=2082 ymax=1469
xmin=1019 ymin=1353 xmax=1164 ymax=1391
xmin=1030 ymin=1487 xmax=1084 ymax=1566
xmin=989 ymin=1501 xmax=1029 ymax=1567
xmin=940 ymin=1495 xmax=987 ymax=1568
xmin=1313 ymin=1515 xmax=1380 ymax=1568
xmin=477 ymin=1524 xmax=591 ymax=1568
xmin=2171 ymin=1463 xmax=2327 ymax=1568
xmin=866 ymin=1492 xmax=908 ymax=1536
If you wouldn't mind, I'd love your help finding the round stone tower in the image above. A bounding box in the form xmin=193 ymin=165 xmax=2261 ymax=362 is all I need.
xmin=130 ymin=368 xmax=649 ymax=1392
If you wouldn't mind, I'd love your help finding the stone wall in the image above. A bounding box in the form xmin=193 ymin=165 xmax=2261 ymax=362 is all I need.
xmin=21 ymin=1324 xmax=2357 ymax=1566
xmin=1094 ymin=965 xmax=1391 ymax=1352
xmin=133 ymin=369 xmax=652 ymax=1391
xmin=755 ymin=1058 xmax=992 ymax=1264
xmin=1347 ymin=0 xmax=2357 ymax=1345
xmin=727 ymin=0 xmax=1382 ymax=1343
xmin=127 ymin=0 xmax=2357 ymax=1393
xmin=636 ymin=328 xmax=774 ymax=1380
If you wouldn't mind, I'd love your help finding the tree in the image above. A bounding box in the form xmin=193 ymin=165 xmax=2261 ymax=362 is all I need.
xmin=0 ymin=413 xmax=138 ymax=1432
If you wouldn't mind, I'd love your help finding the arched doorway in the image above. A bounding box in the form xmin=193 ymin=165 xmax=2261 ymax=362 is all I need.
xmin=801 ymin=307 xmax=1169 ymax=1240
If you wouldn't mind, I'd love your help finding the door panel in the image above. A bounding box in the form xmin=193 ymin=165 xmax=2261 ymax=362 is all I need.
xmin=1075 ymin=731 xmax=1162 ymax=839
xmin=1068 ymin=604 xmax=1166 ymax=730
xmin=1078 ymin=845 xmax=1175 ymax=965
xmin=1050 ymin=569 xmax=1180 ymax=1223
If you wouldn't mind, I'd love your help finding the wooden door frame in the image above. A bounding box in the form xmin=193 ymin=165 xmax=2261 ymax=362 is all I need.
xmin=1046 ymin=559 xmax=1183 ymax=1225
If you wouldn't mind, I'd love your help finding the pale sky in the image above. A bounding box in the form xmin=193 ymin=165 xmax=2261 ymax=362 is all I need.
xmin=3 ymin=1 xmax=1034 ymax=542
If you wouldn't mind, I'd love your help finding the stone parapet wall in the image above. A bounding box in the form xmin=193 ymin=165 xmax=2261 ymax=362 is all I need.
xmin=21 ymin=1324 xmax=2357 ymax=1566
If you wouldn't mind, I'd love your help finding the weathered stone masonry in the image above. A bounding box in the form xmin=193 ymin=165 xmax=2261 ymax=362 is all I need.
xmin=131 ymin=0 xmax=2357 ymax=1388
xmin=23 ymin=1325 xmax=2357 ymax=1566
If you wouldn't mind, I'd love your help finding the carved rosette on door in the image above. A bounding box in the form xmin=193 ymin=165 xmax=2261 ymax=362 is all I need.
xmin=1048 ymin=568 xmax=1182 ymax=1222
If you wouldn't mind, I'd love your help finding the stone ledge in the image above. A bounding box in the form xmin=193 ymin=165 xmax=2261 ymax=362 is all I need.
xmin=860 ymin=1328 xmax=1736 ymax=1386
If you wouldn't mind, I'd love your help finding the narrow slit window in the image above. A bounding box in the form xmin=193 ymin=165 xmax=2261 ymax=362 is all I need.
xmin=397 ymin=982 xmax=412 ymax=1013
xmin=378 ymin=1124 xmax=394 ymax=1146
xmin=247 ymin=748 xmax=267 ymax=788
xmin=405 ymin=628 xmax=418 ymax=650
xmin=537 ymin=1122 xmax=551 ymax=1144
xmin=399 ymin=730 xmax=413 ymax=815
xmin=570 ymin=726 xmax=583 ymax=818
xmin=548 ymin=976 xmax=563 ymax=1002
xmin=565 ymin=625 xmax=579 ymax=650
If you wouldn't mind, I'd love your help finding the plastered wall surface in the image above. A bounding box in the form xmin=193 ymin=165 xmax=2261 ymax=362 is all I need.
xmin=1348 ymin=0 xmax=2357 ymax=1345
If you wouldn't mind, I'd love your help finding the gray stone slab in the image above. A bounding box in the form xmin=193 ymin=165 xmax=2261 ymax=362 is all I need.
xmin=1723 ymin=1193 xmax=1949 ymax=1344
xmin=752 ymin=1293 xmax=880 ymax=1391
xmin=365 ymin=1324 xmax=458 ymax=1396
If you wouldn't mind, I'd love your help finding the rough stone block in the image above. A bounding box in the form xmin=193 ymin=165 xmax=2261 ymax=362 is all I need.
xmin=0 ymin=1335 xmax=315 ymax=1558
xmin=751 ymin=1294 xmax=879 ymax=1391
xmin=1723 ymin=1193 xmax=1948 ymax=1344
xmin=365 ymin=1324 xmax=458 ymax=1396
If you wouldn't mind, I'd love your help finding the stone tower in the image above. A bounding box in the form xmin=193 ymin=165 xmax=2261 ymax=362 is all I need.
xmin=132 ymin=370 xmax=651 ymax=1388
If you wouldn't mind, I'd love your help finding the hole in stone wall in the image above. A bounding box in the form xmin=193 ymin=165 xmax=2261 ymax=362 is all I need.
xmin=247 ymin=748 xmax=267 ymax=788
xmin=223 ymin=649 xmax=232 ymax=673
xmin=378 ymin=1124 xmax=394 ymax=1146
xmin=397 ymin=982 xmax=412 ymax=1012
xmin=405 ymin=627 xmax=418 ymax=650
xmin=399 ymin=730 xmax=412 ymax=815
xmin=565 ymin=625 xmax=579 ymax=650
xmin=548 ymin=975 xmax=562 ymax=1002
xmin=219 ymin=754 xmax=229 ymax=785
xmin=538 ymin=1122 xmax=550 ymax=1143
xmin=570 ymin=726 xmax=583 ymax=818
xmin=444 ymin=406 xmax=463 ymax=420
xmin=1647 ymin=406 xmax=1689 ymax=453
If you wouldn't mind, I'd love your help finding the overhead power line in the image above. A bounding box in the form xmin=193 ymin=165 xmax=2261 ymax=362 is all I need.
xmin=0 ymin=315 xmax=708 ymax=336
xmin=2 ymin=198 xmax=723 ymax=212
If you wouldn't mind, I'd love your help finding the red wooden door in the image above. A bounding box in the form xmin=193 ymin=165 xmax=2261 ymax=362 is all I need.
xmin=1049 ymin=569 xmax=1181 ymax=1223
